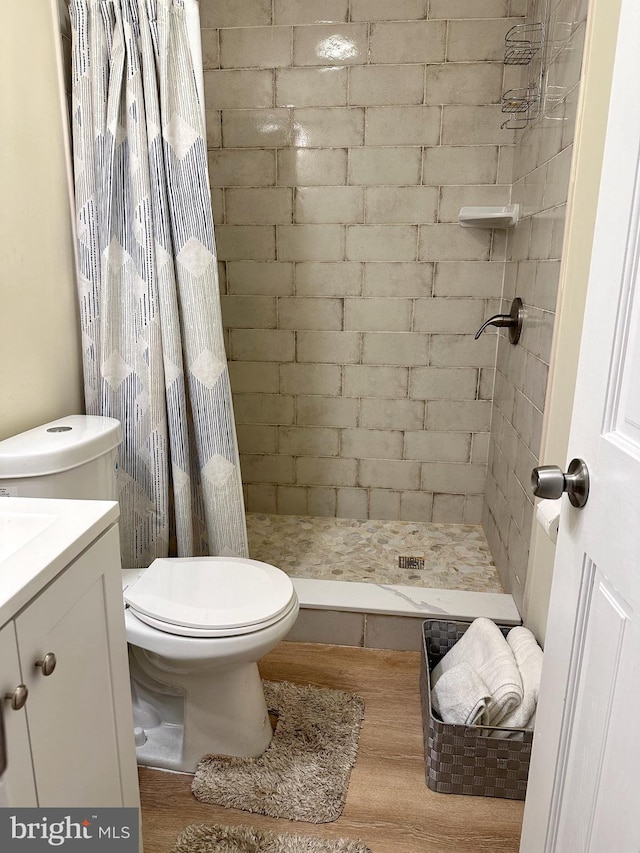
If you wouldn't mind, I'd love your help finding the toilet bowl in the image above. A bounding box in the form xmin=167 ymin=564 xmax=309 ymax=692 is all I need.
xmin=123 ymin=555 xmax=298 ymax=771
xmin=0 ymin=415 xmax=299 ymax=773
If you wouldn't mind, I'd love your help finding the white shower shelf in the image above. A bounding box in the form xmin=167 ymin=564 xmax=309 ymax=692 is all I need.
xmin=458 ymin=204 xmax=520 ymax=229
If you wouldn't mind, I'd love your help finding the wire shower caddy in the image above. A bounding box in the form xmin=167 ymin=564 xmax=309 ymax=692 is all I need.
xmin=501 ymin=22 xmax=545 ymax=130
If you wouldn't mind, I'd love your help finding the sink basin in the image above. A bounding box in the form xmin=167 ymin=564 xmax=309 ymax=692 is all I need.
xmin=0 ymin=497 xmax=121 ymax=627
xmin=0 ymin=511 xmax=57 ymax=562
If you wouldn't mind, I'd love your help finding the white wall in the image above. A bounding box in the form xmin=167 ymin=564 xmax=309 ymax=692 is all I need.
xmin=0 ymin=0 xmax=83 ymax=440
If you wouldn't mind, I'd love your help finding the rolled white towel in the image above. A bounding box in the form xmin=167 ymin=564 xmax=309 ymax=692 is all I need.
xmin=431 ymin=661 xmax=492 ymax=725
xmin=497 ymin=626 xmax=543 ymax=730
xmin=431 ymin=618 xmax=523 ymax=727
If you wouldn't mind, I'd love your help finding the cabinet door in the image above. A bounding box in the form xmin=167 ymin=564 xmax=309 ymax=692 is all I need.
xmin=15 ymin=527 xmax=128 ymax=806
xmin=0 ymin=621 xmax=37 ymax=805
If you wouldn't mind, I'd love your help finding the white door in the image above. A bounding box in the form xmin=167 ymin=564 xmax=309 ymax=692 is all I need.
xmin=520 ymin=1 xmax=640 ymax=850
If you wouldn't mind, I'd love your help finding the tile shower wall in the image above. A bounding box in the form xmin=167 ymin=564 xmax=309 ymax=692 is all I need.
xmin=483 ymin=0 xmax=589 ymax=608
xmin=201 ymin=0 xmax=525 ymax=524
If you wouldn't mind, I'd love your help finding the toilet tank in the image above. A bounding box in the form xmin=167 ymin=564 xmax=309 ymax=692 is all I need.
xmin=0 ymin=415 xmax=122 ymax=501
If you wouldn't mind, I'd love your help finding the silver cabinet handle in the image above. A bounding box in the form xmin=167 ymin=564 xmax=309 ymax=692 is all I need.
xmin=35 ymin=653 xmax=57 ymax=676
xmin=531 ymin=458 xmax=590 ymax=508
xmin=5 ymin=685 xmax=28 ymax=710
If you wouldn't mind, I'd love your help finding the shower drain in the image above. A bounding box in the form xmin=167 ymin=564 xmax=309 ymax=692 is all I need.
xmin=398 ymin=556 xmax=425 ymax=570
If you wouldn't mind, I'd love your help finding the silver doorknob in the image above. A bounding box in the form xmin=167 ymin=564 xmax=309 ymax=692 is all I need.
xmin=35 ymin=653 xmax=57 ymax=676
xmin=531 ymin=458 xmax=589 ymax=508
xmin=5 ymin=684 xmax=28 ymax=711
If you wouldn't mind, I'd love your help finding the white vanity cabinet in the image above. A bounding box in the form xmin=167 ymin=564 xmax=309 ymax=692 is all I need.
xmin=0 ymin=511 xmax=139 ymax=809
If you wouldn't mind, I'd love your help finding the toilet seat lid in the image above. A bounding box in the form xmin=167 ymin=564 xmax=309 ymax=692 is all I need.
xmin=123 ymin=557 xmax=295 ymax=633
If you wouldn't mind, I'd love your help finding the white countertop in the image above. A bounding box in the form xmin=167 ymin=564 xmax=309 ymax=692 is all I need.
xmin=0 ymin=497 xmax=119 ymax=625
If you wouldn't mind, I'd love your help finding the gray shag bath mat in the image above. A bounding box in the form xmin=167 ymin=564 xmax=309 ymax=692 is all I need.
xmin=173 ymin=823 xmax=372 ymax=853
xmin=191 ymin=681 xmax=365 ymax=823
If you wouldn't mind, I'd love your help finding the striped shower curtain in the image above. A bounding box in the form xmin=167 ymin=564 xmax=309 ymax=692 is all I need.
xmin=70 ymin=0 xmax=248 ymax=566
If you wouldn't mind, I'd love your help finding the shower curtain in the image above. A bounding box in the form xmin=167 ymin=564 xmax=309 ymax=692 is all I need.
xmin=69 ymin=0 xmax=248 ymax=566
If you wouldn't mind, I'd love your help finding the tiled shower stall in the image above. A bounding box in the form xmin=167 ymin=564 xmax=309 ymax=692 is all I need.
xmin=198 ymin=0 xmax=587 ymax=611
xmin=57 ymin=0 xmax=587 ymax=615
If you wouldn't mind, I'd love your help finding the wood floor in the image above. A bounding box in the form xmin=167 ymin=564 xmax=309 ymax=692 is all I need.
xmin=139 ymin=642 xmax=524 ymax=853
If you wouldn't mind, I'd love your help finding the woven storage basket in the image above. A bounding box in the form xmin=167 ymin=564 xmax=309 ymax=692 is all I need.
xmin=420 ymin=619 xmax=533 ymax=800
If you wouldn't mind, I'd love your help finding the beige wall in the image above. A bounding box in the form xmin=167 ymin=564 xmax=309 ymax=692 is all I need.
xmin=483 ymin=0 xmax=589 ymax=610
xmin=0 ymin=0 xmax=83 ymax=441
xmin=202 ymin=0 xmax=525 ymax=522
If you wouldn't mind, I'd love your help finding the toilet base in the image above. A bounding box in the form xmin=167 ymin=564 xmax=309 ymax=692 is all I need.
xmin=129 ymin=647 xmax=274 ymax=773
xmin=134 ymin=720 xmax=185 ymax=773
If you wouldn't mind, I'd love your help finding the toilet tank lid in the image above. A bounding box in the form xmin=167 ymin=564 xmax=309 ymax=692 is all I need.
xmin=0 ymin=416 xmax=122 ymax=478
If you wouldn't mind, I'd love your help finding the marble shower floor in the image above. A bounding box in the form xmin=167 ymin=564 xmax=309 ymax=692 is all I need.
xmin=246 ymin=513 xmax=503 ymax=594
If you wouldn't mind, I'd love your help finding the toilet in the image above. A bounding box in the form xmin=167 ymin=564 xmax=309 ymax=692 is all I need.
xmin=0 ymin=415 xmax=299 ymax=773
